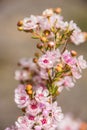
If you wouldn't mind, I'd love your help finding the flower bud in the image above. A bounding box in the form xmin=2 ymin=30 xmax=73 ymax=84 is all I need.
xmin=83 ymin=32 xmax=87 ymax=40
xmin=17 ymin=26 xmax=23 ymax=31
xmin=56 ymin=64 xmax=63 ymax=72
xmin=48 ymin=41 xmax=55 ymax=47
xmin=26 ymin=84 xmax=32 ymax=91
xmin=28 ymin=90 xmax=33 ymax=95
xmin=71 ymin=50 xmax=77 ymax=56
xmin=37 ymin=43 xmax=43 ymax=49
xmin=33 ymin=58 xmax=38 ymax=63
xmin=44 ymin=30 xmax=50 ymax=36
xmin=17 ymin=20 xmax=23 ymax=26
xmin=54 ymin=8 xmax=62 ymax=14
xmin=26 ymin=84 xmax=33 ymax=95
xmin=41 ymin=36 xmax=48 ymax=43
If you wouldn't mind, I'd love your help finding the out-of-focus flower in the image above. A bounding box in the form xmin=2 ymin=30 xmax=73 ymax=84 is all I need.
xmin=57 ymin=114 xmax=81 ymax=130
xmin=14 ymin=85 xmax=29 ymax=108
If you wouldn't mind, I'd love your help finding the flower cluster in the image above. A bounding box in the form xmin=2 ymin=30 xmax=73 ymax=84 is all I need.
xmin=5 ymin=8 xmax=87 ymax=130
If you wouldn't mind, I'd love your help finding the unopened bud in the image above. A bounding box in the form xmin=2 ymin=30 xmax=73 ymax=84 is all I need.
xmin=37 ymin=43 xmax=43 ymax=49
xmin=17 ymin=26 xmax=23 ymax=31
xmin=54 ymin=8 xmax=62 ymax=14
xmin=48 ymin=41 xmax=55 ymax=47
xmin=56 ymin=64 xmax=63 ymax=72
xmin=44 ymin=30 xmax=50 ymax=36
xmin=71 ymin=50 xmax=77 ymax=56
xmin=83 ymin=32 xmax=87 ymax=40
xmin=26 ymin=84 xmax=32 ymax=91
xmin=17 ymin=20 xmax=23 ymax=26
xmin=28 ymin=90 xmax=33 ymax=95
xmin=33 ymin=58 xmax=38 ymax=63
xmin=41 ymin=36 xmax=47 ymax=43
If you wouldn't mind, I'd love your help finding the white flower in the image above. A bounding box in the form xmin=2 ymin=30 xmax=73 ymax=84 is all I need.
xmin=43 ymin=9 xmax=54 ymax=16
xmin=55 ymin=76 xmax=75 ymax=91
xmin=57 ymin=114 xmax=81 ymax=130
xmin=78 ymin=55 xmax=87 ymax=69
xmin=14 ymin=85 xmax=29 ymax=108
xmin=26 ymin=100 xmax=41 ymax=116
xmin=23 ymin=15 xmax=38 ymax=30
xmin=35 ymin=87 xmax=49 ymax=104
xmin=38 ymin=49 xmax=61 ymax=69
xmin=15 ymin=70 xmax=30 ymax=81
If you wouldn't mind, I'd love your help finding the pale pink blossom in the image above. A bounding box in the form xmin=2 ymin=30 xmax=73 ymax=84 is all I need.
xmin=39 ymin=69 xmax=49 ymax=79
xmin=71 ymin=31 xmax=85 ymax=45
xmin=55 ymin=76 xmax=75 ymax=90
xmin=78 ymin=55 xmax=87 ymax=69
xmin=62 ymin=50 xmax=77 ymax=66
xmin=15 ymin=70 xmax=30 ymax=81
xmin=67 ymin=21 xmax=85 ymax=45
xmin=57 ymin=114 xmax=81 ymax=130
xmin=37 ymin=16 xmax=50 ymax=31
xmin=42 ymin=9 xmax=54 ymax=16
xmin=14 ymin=85 xmax=29 ymax=108
xmin=15 ymin=116 xmax=34 ymax=130
xmin=51 ymin=101 xmax=64 ymax=122
xmin=35 ymin=87 xmax=50 ymax=104
xmin=71 ymin=66 xmax=82 ymax=79
xmin=26 ymin=100 xmax=41 ymax=116
xmin=19 ymin=58 xmax=37 ymax=71
xmin=5 ymin=126 xmax=17 ymax=130
xmin=23 ymin=15 xmax=38 ymax=30
xmin=38 ymin=49 xmax=60 ymax=69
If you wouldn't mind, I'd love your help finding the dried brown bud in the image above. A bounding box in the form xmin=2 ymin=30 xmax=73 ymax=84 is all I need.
xmin=44 ymin=30 xmax=50 ymax=36
xmin=71 ymin=50 xmax=77 ymax=56
xmin=37 ymin=43 xmax=43 ymax=49
xmin=17 ymin=20 xmax=23 ymax=26
xmin=54 ymin=8 xmax=62 ymax=14
xmin=33 ymin=58 xmax=38 ymax=63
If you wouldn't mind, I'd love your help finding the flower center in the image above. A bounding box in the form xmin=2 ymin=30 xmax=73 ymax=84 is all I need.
xmin=43 ymin=59 xmax=49 ymax=63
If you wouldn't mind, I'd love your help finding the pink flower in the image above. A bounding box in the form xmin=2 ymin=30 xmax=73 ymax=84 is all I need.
xmin=39 ymin=69 xmax=49 ymax=79
xmin=55 ymin=76 xmax=75 ymax=90
xmin=62 ymin=50 xmax=77 ymax=66
xmin=51 ymin=101 xmax=64 ymax=122
xmin=35 ymin=87 xmax=50 ymax=104
xmin=71 ymin=31 xmax=85 ymax=45
xmin=37 ymin=16 xmax=50 ymax=31
xmin=67 ymin=21 xmax=85 ymax=45
xmin=15 ymin=70 xmax=30 ymax=81
xmin=42 ymin=9 xmax=54 ymax=16
xmin=38 ymin=49 xmax=60 ymax=69
xmin=78 ymin=55 xmax=87 ymax=69
xmin=19 ymin=58 xmax=37 ymax=70
xmin=23 ymin=15 xmax=38 ymax=30
xmin=15 ymin=116 xmax=34 ymax=130
xmin=5 ymin=126 xmax=17 ymax=130
xmin=57 ymin=114 xmax=81 ymax=130
xmin=26 ymin=100 xmax=41 ymax=116
xmin=71 ymin=66 xmax=82 ymax=79
xmin=15 ymin=85 xmax=29 ymax=108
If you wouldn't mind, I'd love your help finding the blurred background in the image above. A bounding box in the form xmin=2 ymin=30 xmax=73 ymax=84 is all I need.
xmin=0 ymin=0 xmax=87 ymax=129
